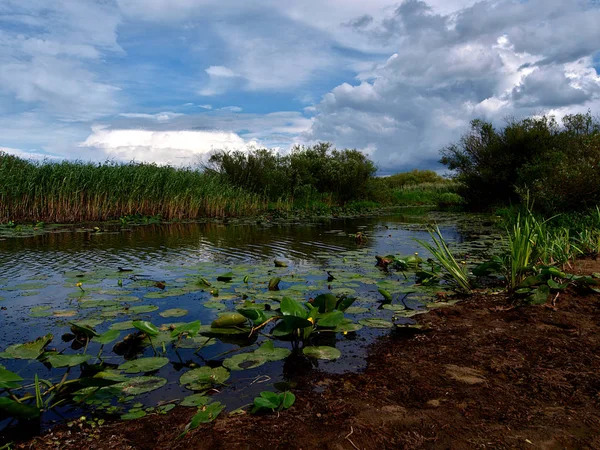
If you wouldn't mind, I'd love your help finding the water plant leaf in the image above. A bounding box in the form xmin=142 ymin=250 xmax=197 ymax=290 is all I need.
xmin=0 ymin=397 xmax=40 ymax=419
xmin=121 ymin=410 xmax=146 ymax=420
xmin=132 ymin=320 xmax=159 ymax=337
xmin=179 ymin=366 xmax=230 ymax=389
xmin=253 ymin=391 xmax=280 ymax=410
xmin=268 ymin=277 xmax=281 ymax=291
xmin=119 ymin=357 xmax=169 ymax=374
xmin=159 ymin=308 xmax=188 ymax=318
xmin=222 ymin=353 xmax=267 ymax=371
xmin=177 ymin=336 xmax=214 ymax=349
xmin=237 ymin=308 xmax=268 ymax=325
xmin=527 ymin=285 xmax=550 ymax=305
xmin=181 ymin=393 xmax=210 ymax=407
xmin=254 ymin=340 xmax=291 ymax=362
xmin=378 ymin=288 xmax=392 ymax=302
xmin=92 ymin=329 xmax=121 ymax=345
xmin=336 ymin=296 xmax=357 ymax=312
xmin=110 ymin=321 xmax=135 ymax=331
xmin=171 ymin=321 xmax=201 ymax=338
xmin=316 ymin=311 xmax=344 ymax=328
xmin=183 ymin=402 xmax=225 ymax=434
xmin=358 ymin=318 xmax=394 ymax=328
xmin=302 ymin=346 xmax=341 ymax=360
xmin=113 ymin=376 xmax=167 ymax=395
xmin=46 ymin=354 xmax=92 ymax=368
xmin=280 ymin=297 xmax=307 ymax=318
xmin=333 ymin=320 xmax=363 ymax=333
xmin=127 ymin=305 xmax=159 ymax=314
xmin=217 ymin=272 xmax=234 ymax=282
xmin=274 ymin=259 xmax=288 ymax=268
xmin=0 ymin=367 xmax=23 ymax=389
xmin=344 ymin=306 xmax=368 ymax=314
xmin=211 ymin=313 xmax=247 ymax=328
xmin=312 ymin=294 xmax=337 ymax=313
xmin=5 ymin=334 xmax=53 ymax=359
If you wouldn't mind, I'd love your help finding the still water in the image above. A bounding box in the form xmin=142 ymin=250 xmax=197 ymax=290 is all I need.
xmin=0 ymin=209 xmax=500 ymax=440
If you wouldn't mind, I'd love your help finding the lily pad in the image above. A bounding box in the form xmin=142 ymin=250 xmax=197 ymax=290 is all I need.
xmin=46 ymin=354 xmax=92 ymax=368
xmin=0 ymin=367 xmax=23 ymax=389
xmin=222 ymin=353 xmax=267 ymax=371
xmin=132 ymin=320 xmax=159 ymax=337
xmin=303 ymin=346 xmax=341 ymax=360
xmin=121 ymin=409 xmax=147 ymax=420
xmin=159 ymin=308 xmax=188 ymax=318
xmin=358 ymin=318 xmax=394 ymax=328
xmin=113 ymin=376 xmax=167 ymax=395
xmin=127 ymin=305 xmax=159 ymax=314
xmin=5 ymin=334 xmax=53 ymax=359
xmin=118 ymin=357 xmax=169 ymax=374
xmin=110 ymin=320 xmax=135 ymax=331
xmin=177 ymin=336 xmax=215 ymax=349
xmin=181 ymin=393 xmax=210 ymax=407
xmin=211 ymin=313 xmax=247 ymax=328
xmin=179 ymin=366 xmax=230 ymax=390
xmin=254 ymin=340 xmax=291 ymax=362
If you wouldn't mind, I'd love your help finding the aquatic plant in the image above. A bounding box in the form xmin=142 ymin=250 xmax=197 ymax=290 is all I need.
xmin=415 ymin=226 xmax=472 ymax=293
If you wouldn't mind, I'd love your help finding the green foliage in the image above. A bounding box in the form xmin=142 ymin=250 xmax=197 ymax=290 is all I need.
xmin=0 ymin=153 xmax=265 ymax=223
xmin=415 ymin=226 xmax=472 ymax=293
xmin=440 ymin=112 xmax=600 ymax=213
xmin=206 ymin=143 xmax=376 ymax=203
xmin=251 ymin=391 xmax=295 ymax=413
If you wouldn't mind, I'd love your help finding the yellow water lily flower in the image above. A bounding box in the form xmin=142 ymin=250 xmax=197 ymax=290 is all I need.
xmin=307 ymin=317 xmax=315 ymax=325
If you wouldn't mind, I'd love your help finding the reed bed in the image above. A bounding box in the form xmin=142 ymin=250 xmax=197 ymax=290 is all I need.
xmin=0 ymin=152 xmax=270 ymax=223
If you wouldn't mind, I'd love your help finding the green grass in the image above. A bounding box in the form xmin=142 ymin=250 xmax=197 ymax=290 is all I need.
xmin=0 ymin=152 xmax=269 ymax=223
xmin=390 ymin=182 xmax=463 ymax=207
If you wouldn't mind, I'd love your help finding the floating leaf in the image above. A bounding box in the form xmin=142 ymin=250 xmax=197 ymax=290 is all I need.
xmin=113 ymin=376 xmax=167 ymax=395
xmin=378 ymin=288 xmax=392 ymax=302
xmin=128 ymin=305 xmax=159 ymax=314
xmin=132 ymin=320 xmax=159 ymax=337
xmin=203 ymin=301 xmax=226 ymax=310
xmin=69 ymin=322 xmax=98 ymax=338
xmin=312 ymin=294 xmax=338 ymax=313
xmin=268 ymin=277 xmax=281 ymax=291
xmin=254 ymin=340 xmax=291 ymax=362
xmin=92 ymin=329 xmax=121 ymax=345
xmin=110 ymin=321 xmax=135 ymax=331
xmin=274 ymin=259 xmax=288 ymax=268
xmin=217 ymin=272 xmax=234 ymax=282
xmin=0 ymin=367 xmax=23 ymax=389
xmin=344 ymin=306 xmax=368 ymax=314
xmin=180 ymin=366 xmax=230 ymax=390
xmin=5 ymin=334 xmax=53 ymax=360
xmin=358 ymin=318 xmax=394 ymax=328
xmin=46 ymin=354 xmax=92 ymax=368
xmin=121 ymin=410 xmax=146 ymax=420
xmin=222 ymin=353 xmax=267 ymax=371
xmin=159 ymin=308 xmax=188 ymax=318
xmin=177 ymin=336 xmax=215 ymax=349
xmin=119 ymin=357 xmax=169 ymax=374
xmin=30 ymin=306 xmax=52 ymax=318
xmin=317 ymin=311 xmax=344 ymax=328
xmin=183 ymin=402 xmax=225 ymax=435
xmin=181 ymin=394 xmax=210 ymax=407
xmin=303 ymin=346 xmax=341 ymax=360
xmin=333 ymin=320 xmax=363 ymax=333
xmin=171 ymin=321 xmax=201 ymax=338
xmin=211 ymin=313 xmax=247 ymax=328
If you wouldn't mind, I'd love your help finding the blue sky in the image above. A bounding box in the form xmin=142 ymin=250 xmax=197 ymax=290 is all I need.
xmin=1 ymin=0 xmax=600 ymax=174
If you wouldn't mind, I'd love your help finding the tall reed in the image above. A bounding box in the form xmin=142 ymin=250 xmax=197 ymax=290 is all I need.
xmin=0 ymin=152 xmax=273 ymax=223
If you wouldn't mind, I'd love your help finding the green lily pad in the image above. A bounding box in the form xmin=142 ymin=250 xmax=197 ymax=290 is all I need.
xmin=181 ymin=393 xmax=210 ymax=407
xmin=179 ymin=366 xmax=230 ymax=390
xmin=333 ymin=320 xmax=363 ymax=333
xmin=222 ymin=353 xmax=267 ymax=371
xmin=254 ymin=340 xmax=291 ymax=362
xmin=382 ymin=304 xmax=406 ymax=311
xmin=358 ymin=318 xmax=394 ymax=328
xmin=211 ymin=313 xmax=247 ymax=328
xmin=344 ymin=306 xmax=368 ymax=314
xmin=0 ymin=367 xmax=23 ymax=389
xmin=46 ymin=354 xmax=92 ymax=368
xmin=177 ymin=336 xmax=215 ymax=349
xmin=183 ymin=402 xmax=224 ymax=433
xmin=171 ymin=321 xmax=201 ymax=338
xmin=110 ymin=321 xmax=135 ymax=331
xmin=79 ymin=300 xmax=119 ymax=309
xmin=132 ymin=320 xmax=159 ymax=337
xmin=113 ymin=376 xmax=167 ymax=395
xmin=5 ymin=334 xmax=53 ymax=359
xmin=303 ymin=346 xmax=341 ymax=360
xmin=30 ymin=305 xmax=52 ymax=318
xmin=121 ymin=410 xmax=146 ymax=420
xmin=127 ymin=305 xmax=159 ymax=314
xmin=53 ymin=310 xmax=77 ymax=317
xmin=159 ymin=308 xmax=188 ymax=318
xmin=118 ymin=357 xmax=169 ymax=374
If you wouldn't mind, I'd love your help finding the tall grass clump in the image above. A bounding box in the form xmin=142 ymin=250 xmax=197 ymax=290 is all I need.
xmin=0 ymin=152 xmax=269 ymax=223
xmin=415 ymin=226 xmax=472 ymax=293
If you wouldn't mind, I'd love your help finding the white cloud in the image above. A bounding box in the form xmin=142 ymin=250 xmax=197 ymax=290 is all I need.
xmin=119 ymin=112 xmax=185 ymax=122
xmin=80 ymin=127 xmax=257 ymax=166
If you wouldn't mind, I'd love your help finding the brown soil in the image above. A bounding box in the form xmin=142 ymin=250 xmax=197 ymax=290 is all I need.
xmin=17 ymin=262 xmax=600 ymax=450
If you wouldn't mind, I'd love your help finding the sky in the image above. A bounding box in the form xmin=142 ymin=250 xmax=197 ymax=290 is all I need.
xmin=1 ymin=0 xmax=599 ymax=174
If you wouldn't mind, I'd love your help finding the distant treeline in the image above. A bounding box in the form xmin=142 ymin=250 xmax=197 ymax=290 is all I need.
xmin=441 ymin=111 xmax=600 ymax=214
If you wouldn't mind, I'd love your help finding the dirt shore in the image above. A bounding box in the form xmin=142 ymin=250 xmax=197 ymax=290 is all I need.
xmin=16 ymin=261 xmax=600 ymax=450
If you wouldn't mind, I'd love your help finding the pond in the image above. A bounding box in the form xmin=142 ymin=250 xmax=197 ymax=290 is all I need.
xmin=0 ymin=209 xmax=502 ymax=441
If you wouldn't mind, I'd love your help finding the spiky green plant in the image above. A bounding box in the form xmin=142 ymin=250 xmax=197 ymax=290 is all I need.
xmin=415 ymin=225 xmax=472 ymax=293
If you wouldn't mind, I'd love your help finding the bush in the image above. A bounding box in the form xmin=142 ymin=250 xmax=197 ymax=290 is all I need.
xmin=440 ymin=112 xmax=600 ymax=213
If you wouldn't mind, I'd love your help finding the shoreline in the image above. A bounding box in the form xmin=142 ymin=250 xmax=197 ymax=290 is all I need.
xmin=15 ymin=258 xmax=600 ymax=449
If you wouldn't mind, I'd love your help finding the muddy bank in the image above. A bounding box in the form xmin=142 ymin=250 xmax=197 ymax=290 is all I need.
xmin=17 ymin=269 xmax=600 ymax=450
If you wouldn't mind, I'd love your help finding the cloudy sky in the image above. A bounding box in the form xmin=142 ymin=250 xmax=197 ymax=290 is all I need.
xmin=1 ymin=0 xmax=599 ymax=174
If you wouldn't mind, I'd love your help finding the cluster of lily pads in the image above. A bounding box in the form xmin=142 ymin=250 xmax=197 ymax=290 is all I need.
xmin=0 ymin=217 xmax=503 ymax=437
